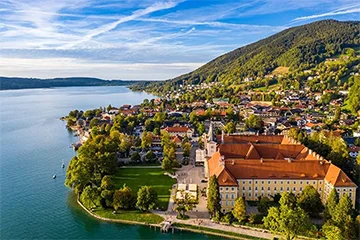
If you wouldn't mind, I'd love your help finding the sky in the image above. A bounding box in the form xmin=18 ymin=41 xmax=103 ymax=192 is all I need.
xmin=0 ymin=0 xmax=359 ymax=80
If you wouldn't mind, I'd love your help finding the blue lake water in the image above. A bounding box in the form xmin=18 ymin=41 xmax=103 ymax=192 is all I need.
xmin=0 ymin=86 xmax=218 ymax=239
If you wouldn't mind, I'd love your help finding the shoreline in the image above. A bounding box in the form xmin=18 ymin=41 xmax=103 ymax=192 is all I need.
xmin=76 ymin=198 xmax=265 ymax=240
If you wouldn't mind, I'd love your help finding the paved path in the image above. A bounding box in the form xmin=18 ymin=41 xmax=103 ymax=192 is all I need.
xmin=156 ymin=211 xmax=279 ymax=240
xmin=119 ymin=165 xmax=161 ymax=168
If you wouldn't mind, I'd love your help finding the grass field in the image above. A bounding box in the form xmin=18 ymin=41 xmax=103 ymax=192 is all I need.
xmin=112 ymin=167 xmax=176 ymax=210
xmin=94 ymin=208 xmax=164 ymax=224
xmin=272 ymin=66 xmax=289 ymax=75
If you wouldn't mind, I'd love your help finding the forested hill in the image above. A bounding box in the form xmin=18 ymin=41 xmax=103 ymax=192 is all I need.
xmin=130 ymin=20 xmax=360 ymax=93
xmin=0 ymin=77 xmax=143 ymax=90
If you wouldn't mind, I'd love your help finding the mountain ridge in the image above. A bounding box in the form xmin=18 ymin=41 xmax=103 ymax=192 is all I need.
xmin=130 ymin=20 xmax=360 ymax=94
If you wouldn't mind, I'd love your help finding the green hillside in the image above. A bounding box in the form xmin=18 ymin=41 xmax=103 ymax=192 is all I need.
xmin=131 ymin=20 xmax=360 ymax=94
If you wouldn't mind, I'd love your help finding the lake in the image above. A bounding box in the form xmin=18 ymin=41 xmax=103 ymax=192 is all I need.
xmin=0 ymin=86 xmax=218 ymax=239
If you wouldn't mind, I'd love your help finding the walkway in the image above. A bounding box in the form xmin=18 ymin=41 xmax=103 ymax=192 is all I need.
xmin=157 ymin=212 xmax=279 ymax=240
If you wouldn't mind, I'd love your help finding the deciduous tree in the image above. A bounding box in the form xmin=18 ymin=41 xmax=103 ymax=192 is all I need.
xmin=232 ymin=197 xmax=246 ymax=222
xmin=136 ymin=186 xmax=158 ymax=212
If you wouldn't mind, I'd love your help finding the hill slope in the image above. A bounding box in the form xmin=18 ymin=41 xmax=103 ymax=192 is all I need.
xmin=0 ymin=77 xmax=143 ymax=90
xmin=131 ymin=20 xmax=360 ymax=93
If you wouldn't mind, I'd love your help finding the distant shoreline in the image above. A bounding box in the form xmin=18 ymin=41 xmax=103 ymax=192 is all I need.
xmin=0 ymin=76 xmax=153 ymax=91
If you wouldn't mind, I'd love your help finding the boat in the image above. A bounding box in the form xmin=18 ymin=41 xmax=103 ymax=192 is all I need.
xmin=62 ymin=160 xmax=65 ymax=168
xmin=53 ymin=174 xmax=56 ymax=179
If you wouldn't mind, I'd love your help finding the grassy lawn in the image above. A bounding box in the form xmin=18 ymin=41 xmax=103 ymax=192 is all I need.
xmin=112 ymin=167 xmax=176 ymax=210
xmin=94 ymin=208 xmax=164 ymax=224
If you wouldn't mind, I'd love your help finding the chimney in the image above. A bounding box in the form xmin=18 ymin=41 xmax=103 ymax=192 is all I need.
xmin=231 ymin=160 xmax=235 ymax=165
xmin=288 ymin=159 xmax=292 ymax=163
xmin=319 ymin=161 xmax=323 ymax=165
xmin=260 ymin=158 xmax=264 ymax=163
xmin=309 ymin=149 xmax=312 ymax=155
xmin=221 ymin=130 xmax=225 ymax=143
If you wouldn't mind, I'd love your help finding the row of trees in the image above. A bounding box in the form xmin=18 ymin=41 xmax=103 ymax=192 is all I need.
xmin=80 ymin=176 xmax=158 ymax=212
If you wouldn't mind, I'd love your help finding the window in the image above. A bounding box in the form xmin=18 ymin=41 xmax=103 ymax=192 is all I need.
xmin=262 ymin=181 xmax=264 ymax=184
xmin=231 ymin=187 xmax=234 ymax=191
xmin=349 ymin=193 xmax=352 ymax=197
xmin=242 ymin=193 xmax=245 ymax=197
xmin=255 ymin=187 xmax=258 ymax=191
xmin=226 ymin=194 xmax=228 ymax=199
xmin=232 ymin=194 xmax=235 ymax=199
xmin=249 ymin=187 xmax=251 ymax=190
xmin=319 ymin=188 xmax=322 ymax=191
xmin=220 ymin=187 xmax=223 ymax=191
xmin=280 ymin=187 xmax=283 ymax=191
xmin=287 ymin=181 xmax=290 ymax=184
xmin=226 ymin=201 xmax=228 ymax=206
xmin=306 ymin=181 xmax=309 ymax=185
xmin=243 ymin=187 xmax=245 ymax=190
xmin=226 ymin=187 xmax=228 ymax=191
xmin=313 ymin=181 xmax=315 ymax=185
xmin=281 ymin=181 xmax=283 ymax=184
xmin=220 ymin=194 xmax=223 ymax=199
xmin=300 ymin=181 xmax=302 ymax=185
xmin=249 ymin=181 xmax=252 ymax=184
xmin=261 ymin=187 xmax=264 ymax=191
xmin=268 ymin=181 xmax=270 ymax=184
xmin=350 ymin=189 xmax=352 ymax=192
xmin=243 ymin=181 xmax=246 ymax=185
xmin=274 ymin=187 xmax=277 ymax=191
xmin=287 ymin=187 xmax=290 ymax=191
xmin=293 ymin=187 xmax=296 ymax=191
xmin=294 ymin=181 xmax=296 ymax=184
xmin=249 ymin=193 xmax=251 ymax=197
xmin=319 ymin=181 xmax=322 ymax=184
xmin=268 ymin=187 xmax=270 ymax=191
xmin=255 ymin=193 xmax=258 ymax=197
xmin=300 ymin=187 xmax=302 ymax=191
xmin=255 ymin=181 xmax=258 ymax=184
xmin=274 ymin=181 xmax=277 ymax=184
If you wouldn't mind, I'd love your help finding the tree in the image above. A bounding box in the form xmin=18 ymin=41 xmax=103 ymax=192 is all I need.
xmin=89 ymin=118 xmax=99 ymax=128
xmin=145 ymin=150 xmax=156 ymax=162
xmin=257 ymin=196 xmax=271 ymax=215
xmin=100 ymin=175 xmax=114 ymax=190
xmin=136 ymin=186 xmax=158 ymax=212
xmin=279 ymin=192 xmax=297 ymax=209
xmin=297 ymin=185 xmax=323 ymax=217
xmin=263 ymin=193 xmax=312 ymax=240
xmin=161 ymin=156 xmax=172 ymax=171
xmin=207 ymin=175 xmax=221 ymax=217
xmin=101 ymin=189 xmax=114 ymax=208
xmin=245 ymin=114 xmax=263 ymax=130
xmin=80 ymin=186 xmax=102 ymax=209
xmin=332 ymin=194 xmax=352 ymax=226
xmin=232 ymin=197 xmax=246 ymax=222
xmin=325 ymin=188 xmax=339 ymax=219
xmin=322 ymin=222 xmax=344 ymax=240
xmin=344 ymin=215 xmax=358 ymax=240
xmin=130 ymin=152 xmax=141 ymax=162
xmin=175 ymin=190 xmax=196 ymax=219
xmin=182 ymin=141 xmax=191 ymax=158
xmin=141 ymin=131 xmax=152 ymax=149
xmin=198 ymin=137 xmax=204 ymax=149
xmin=113 ymin=185 xmax=136 ymax=210
xmin=224 ymin=122 xmax=236 ymax=133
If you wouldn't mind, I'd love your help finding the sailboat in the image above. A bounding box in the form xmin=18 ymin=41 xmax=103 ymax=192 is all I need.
xmin=53 ymin=174 xmax=57 ymax=179
xmin=62 ymin=160 xmax=65 ymax=169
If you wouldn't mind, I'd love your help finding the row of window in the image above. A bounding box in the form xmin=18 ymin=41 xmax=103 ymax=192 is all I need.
xmin=240 ymin=180 xmax=321 ymax=185
xmin=241 ymin=186 xmax=322 ymax=192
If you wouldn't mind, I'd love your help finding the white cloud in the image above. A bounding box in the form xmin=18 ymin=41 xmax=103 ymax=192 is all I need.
xmin=293 ymin=5 xmax=360 ymax=21
xmin=0 ymin=57 xmax=203 ymax=80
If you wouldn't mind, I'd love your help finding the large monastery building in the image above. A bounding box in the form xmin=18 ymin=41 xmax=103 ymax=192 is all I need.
xmin=204 ymin=129 xmax=357 ymax=212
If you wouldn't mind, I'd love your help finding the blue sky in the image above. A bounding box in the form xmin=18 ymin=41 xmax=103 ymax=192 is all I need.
xmin=0 ymin=0 xmax=359 ymax=80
